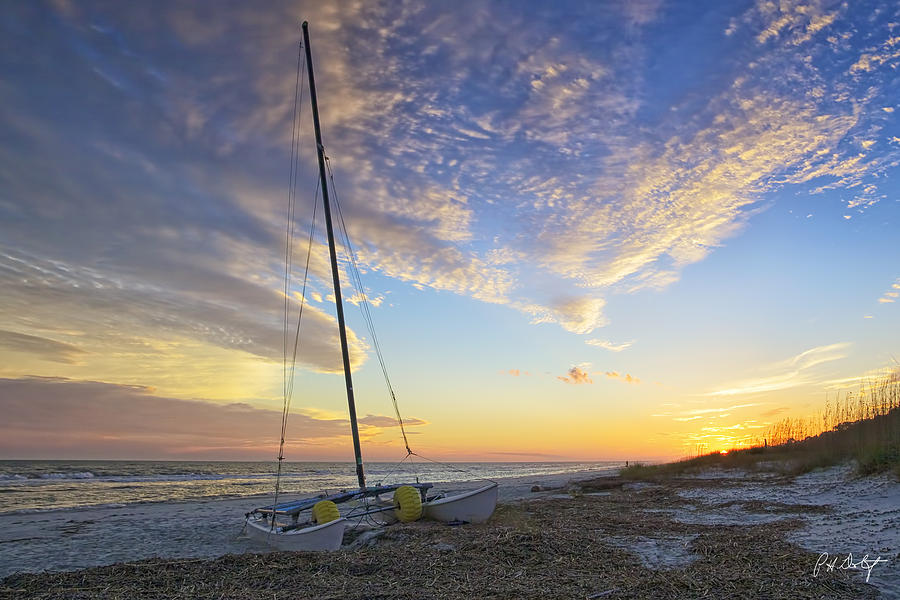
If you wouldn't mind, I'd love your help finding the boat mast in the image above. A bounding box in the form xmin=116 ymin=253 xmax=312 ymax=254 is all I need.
xmin=301 ymin=21 xmax=366 ymax=490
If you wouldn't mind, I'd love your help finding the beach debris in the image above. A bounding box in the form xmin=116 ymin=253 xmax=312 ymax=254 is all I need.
xmin=344 ymin=529 xmax=385 ymax=550
xmin=530 ymin=483 xmax=563 ymax=492
xmin=0 ymin=476 xmax=882 ymax=600
xmin=430 ymin=542 xmax=456 ymax=553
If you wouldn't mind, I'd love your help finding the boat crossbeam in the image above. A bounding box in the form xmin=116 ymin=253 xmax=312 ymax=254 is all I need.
xmin=253 ymin=483 xmax=433 ymax=517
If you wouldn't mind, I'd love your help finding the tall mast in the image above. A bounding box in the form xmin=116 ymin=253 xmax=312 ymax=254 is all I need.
xmin=302 ymin=21 xmax=366 ymax=489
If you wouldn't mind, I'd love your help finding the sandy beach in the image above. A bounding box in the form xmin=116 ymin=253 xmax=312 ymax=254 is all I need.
xmin=1 ymin=464 xmax=897 ymax=599
xmin=0 ymin=470 xmax=598 ymax=579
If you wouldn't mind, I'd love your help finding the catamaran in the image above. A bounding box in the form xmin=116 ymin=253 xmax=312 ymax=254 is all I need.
xmin=244 ymin=22 xmax=497 ymax=552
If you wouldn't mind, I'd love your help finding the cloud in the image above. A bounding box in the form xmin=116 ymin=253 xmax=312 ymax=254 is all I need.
xmin=877 ymin=278 xmax=900 ymax=303
xmin=651 ymin=402 xmax=760 ymax=420
xmin=1 ymin=0 xmax=898 ymax=385
xmin=0 ymin=329 xmax=85 ymax=364
xmin=603 ymin=371 xmax=641 ymax=384
xmin=0 ymin=377 xmax=423 ymax=459
xmin=746 ymin=0 xmax=842 ymax=46
xmin=683 ymin=403 xmax=761 ymax=415
xmin=760 ymin=406 xmax=791 ymax=418
xmin=518 ymin=297 xmax=607 ymax=334
xmin=0 ymin=376 xmax=338 ymax=459
xmin=502 ymin=368 xmax=531 ymax=377
xmin=849 ymin=35 xmax=900 ymax=74
xmin=586 ymin=339 xmax=634 ymax=352
xmin=822 ymin=364 xmax=900 ymax=390
xmin=0 ymin=249 xmax=368 ymax=376
xmin=557 ymin=366 xmax=593 ymax=385
xmin=357 ymin=414 xmax=427 ymax=428
xmin=707 ymin=343 xmax=850 ymax=396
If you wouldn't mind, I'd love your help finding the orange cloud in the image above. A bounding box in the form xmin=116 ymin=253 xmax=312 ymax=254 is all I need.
xmin=603 ymin=371 xmax=641 ymax=384
xmin=503 ymin=368 xmax=531 ymax=377
xmin=557 ymin=366 xmax=593 ymax=384
xmin=0 ymin=377 xmax=422 ymax=460
xmin=358 ymin=414 xmax=427 ymax=428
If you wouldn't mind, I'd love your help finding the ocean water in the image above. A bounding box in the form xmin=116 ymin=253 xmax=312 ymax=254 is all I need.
xmin=0 ymin=460 xmax=619 ymax=514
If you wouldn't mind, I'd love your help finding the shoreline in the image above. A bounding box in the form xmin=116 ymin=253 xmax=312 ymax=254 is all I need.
xmin=0 ymin=461 xmax=615 ymax=515
xmin=2 ymin=464 xmax=897 ymax=598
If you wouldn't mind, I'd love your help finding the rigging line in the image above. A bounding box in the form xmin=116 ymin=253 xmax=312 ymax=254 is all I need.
xmin=374 ymin=452 xmax=413 ymax=486
xmin=284 ymin=179 xmax=320 ymax=409
xmin=283 ymin=65 xmax=313 ymax=413
xmin=283 ymin=47 xmax=309 ymax=399
xmin=283 ymin=41 xmax=304 ymax=405
xmin=287 ymin=55 xmax=309 ymax=403
xmin=325 ymin=158 xmax=413 ymax=454
xmin=273 ymin=43 xmax=306 ymax=520
xmin=410 ymin=451 xmax=498 ymax=485
xmin=327 ymin=168 xmax=395 ymax=405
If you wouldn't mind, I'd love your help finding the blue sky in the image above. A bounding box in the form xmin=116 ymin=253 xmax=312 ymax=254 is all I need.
xmin=0 ymin=0 xmax=898 ymax=460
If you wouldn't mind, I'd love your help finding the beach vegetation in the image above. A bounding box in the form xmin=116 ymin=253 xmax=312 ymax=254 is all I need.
xmin=622 ymin=368 xmax=900 ymax=479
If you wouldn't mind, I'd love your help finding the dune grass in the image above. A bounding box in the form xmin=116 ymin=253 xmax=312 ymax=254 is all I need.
xmin=623 ymin=369 xmax=900 ymax=480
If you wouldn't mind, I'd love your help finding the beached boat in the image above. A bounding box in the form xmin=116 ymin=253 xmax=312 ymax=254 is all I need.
xmin=244 ymin=22 xmax=497 ymax=551
xmin=424 ymin=483 xmax=499 ymax=524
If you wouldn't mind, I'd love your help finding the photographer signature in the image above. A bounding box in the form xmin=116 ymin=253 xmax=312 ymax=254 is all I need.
xmin=813 ymin=552 xmax=889 ymax=583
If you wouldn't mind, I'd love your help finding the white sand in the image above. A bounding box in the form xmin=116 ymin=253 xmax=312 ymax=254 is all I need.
xmin=0 ymin=469 xmax=599 ymax=578
xmin=604 ymin=534 xmax=700 ymax=569
xmin=673 ymin=465 xmax=899 ymax=597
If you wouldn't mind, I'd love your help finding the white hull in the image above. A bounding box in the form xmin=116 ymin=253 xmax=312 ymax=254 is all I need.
xmin=423 ymin=482 xmax=498 ymax=523
xmin=245 ymin=516 xmax=346 ymax=551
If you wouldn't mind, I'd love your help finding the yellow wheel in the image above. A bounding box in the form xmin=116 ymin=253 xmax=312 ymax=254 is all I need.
xmin=393 ymin=485 xmax=423 ymax=522
xmin=312 ymin=500 xmax=341 ymax=524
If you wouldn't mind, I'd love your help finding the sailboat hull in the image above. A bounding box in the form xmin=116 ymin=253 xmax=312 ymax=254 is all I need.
xmin=423 ymin=483 xmax=498 ymax=524
xmin=245 ymin=516 xmax=346 ymax=551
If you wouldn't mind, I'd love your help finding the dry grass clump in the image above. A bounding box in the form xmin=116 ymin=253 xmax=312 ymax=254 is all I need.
xmin=1 ymin=482 xmax=876 ymax=599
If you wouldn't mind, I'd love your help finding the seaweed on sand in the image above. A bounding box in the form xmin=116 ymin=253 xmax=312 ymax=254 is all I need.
xmin=0 ymin=486 xmax=877 ymax=600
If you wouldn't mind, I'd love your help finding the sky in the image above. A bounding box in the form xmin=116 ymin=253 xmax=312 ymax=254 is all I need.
xmin=1 ymin=0 xmax=898 ymax=462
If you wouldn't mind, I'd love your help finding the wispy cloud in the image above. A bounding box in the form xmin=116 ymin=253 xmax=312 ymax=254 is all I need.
xmin=822 ymin=364 xmax=900 ymax=390
xmin=357 ymin=414 xmax=427 ymax=428
xmin=586 ymin=338 xmax=634 ymax=352
xmin=0 ymin=250 xmax=368 ymax=376
xmin=0 ymin=329 xmax=85 ymax=364
xmin=876 ymin=278 xmax=900 ymax=304
xmin=683 ymin=403 xmax=760 ymax=415
xmin=707 ymin=343 xmax=850 ymax=396
xmin=516 ymin=297 xmax=607 ymax=334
